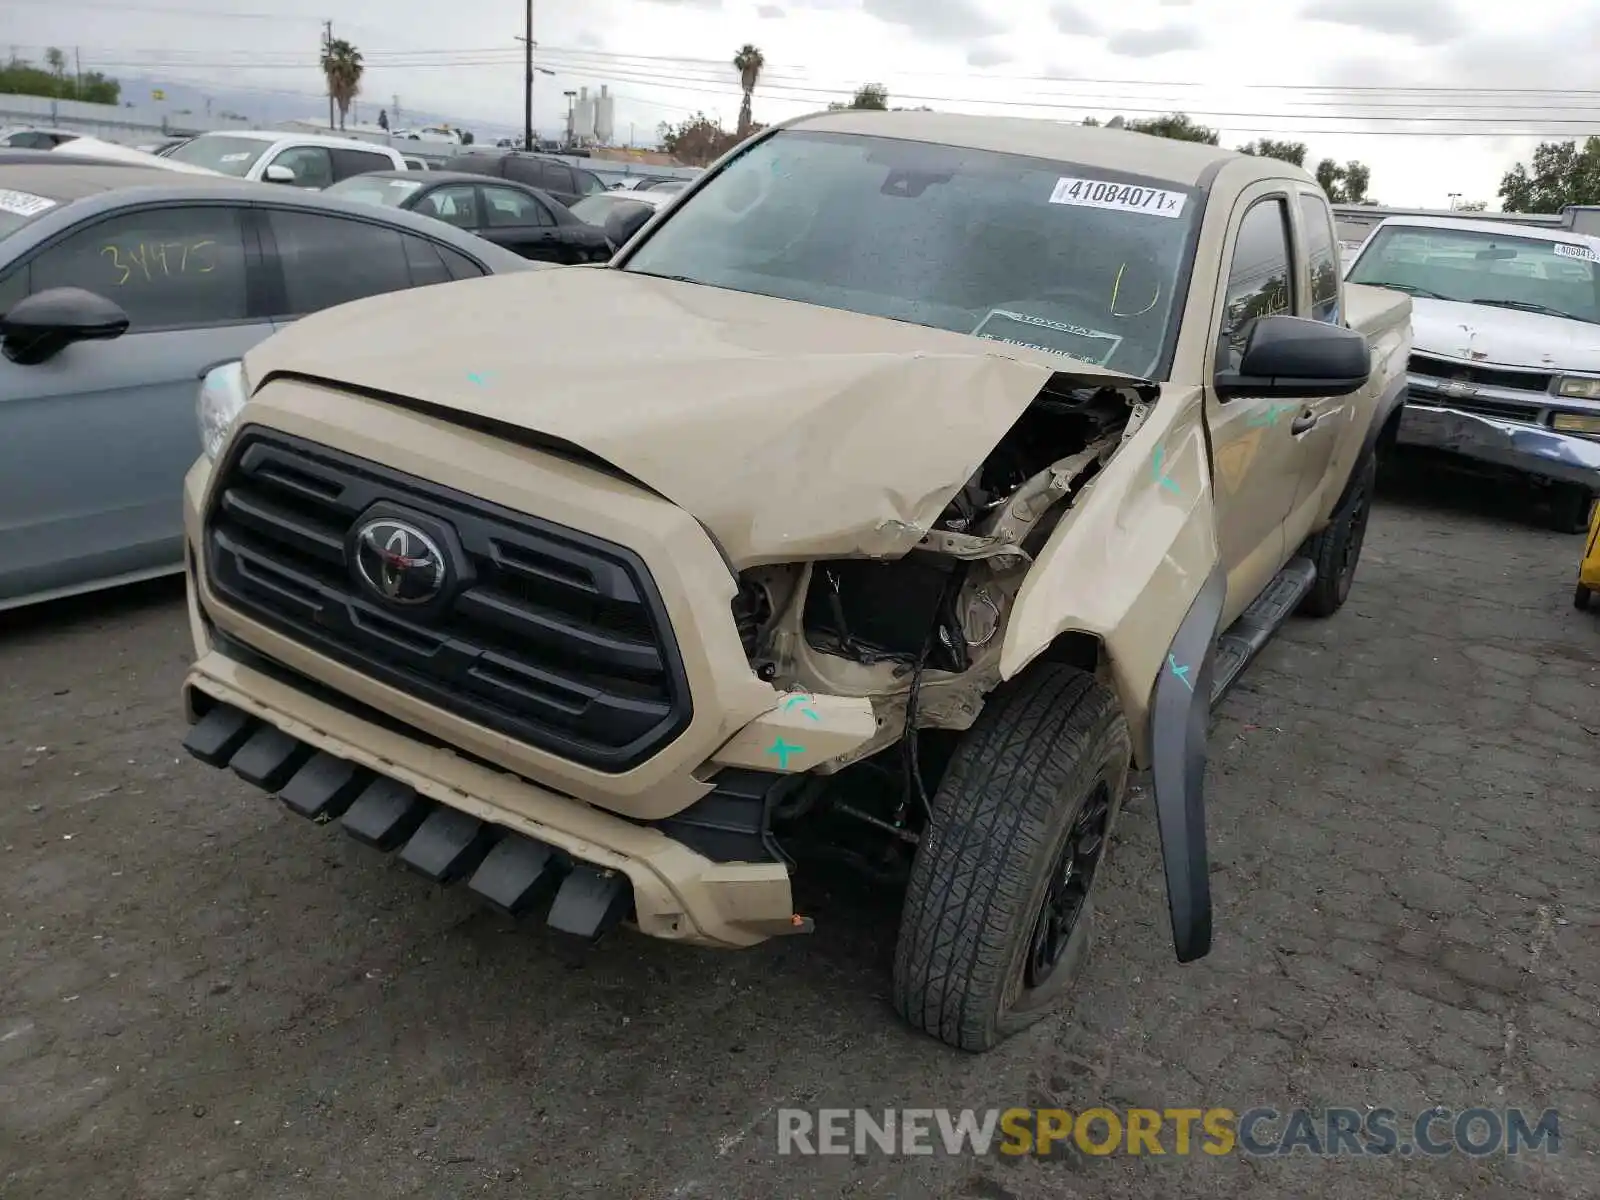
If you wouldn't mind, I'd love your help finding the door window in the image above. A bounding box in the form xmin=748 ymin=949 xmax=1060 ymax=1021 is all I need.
xmin=1299 ymin=193 xmax=1341 ymax=324
xmin=573 ymin=170 xmax=606 ymax=197
xmin=268 ymin=146 xmax=334 ymax=189
xmin=440 ymin=245 xmax=488 ymax=281
xmin=265 ymin=210 xmax=414 ymax=315
xmin=1219 ymin=197 xmax=1294 ymax=370
xmin=481 ymin=186 xmax=552 ymax=227
xmin=414 ymin=184 xmax=480 ymax=229
xmin=401 ymin=233 xmax=471 ymax=287
xmin=26 ymin=206 xmax=250 ymax=329
xmin=329 ymin=148 xmax=395 ymax=181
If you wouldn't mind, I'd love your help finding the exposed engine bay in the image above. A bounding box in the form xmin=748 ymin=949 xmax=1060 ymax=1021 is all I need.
xmin=728 ymin=373 xmax=1151 ymax=875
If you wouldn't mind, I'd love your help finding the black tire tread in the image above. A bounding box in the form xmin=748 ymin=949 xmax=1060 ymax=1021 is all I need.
xmin=1300 ymin=453 xmax=1377 ymax=618
xmin=892 ymin=662 xmax=1127 ymax=1052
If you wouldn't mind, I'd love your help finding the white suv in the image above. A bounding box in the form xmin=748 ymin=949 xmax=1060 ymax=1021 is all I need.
xmin=162 ymin=131 xmax=407 ymax=189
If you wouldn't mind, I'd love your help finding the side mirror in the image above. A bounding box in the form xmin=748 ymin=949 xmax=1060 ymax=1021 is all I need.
xmin=1214 ymin=314 xmax=1370 ymax=400
xmin=263 ymin=163 xmax=296 ymax=184
xmin=1 ymin=287 xmax=130 ymax=365
xmin=604 ymin=203 xmax=654 ymax=253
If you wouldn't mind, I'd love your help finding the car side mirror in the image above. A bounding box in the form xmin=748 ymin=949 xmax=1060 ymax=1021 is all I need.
xmin=264 ymin=163 xmax=296 ymax=184
xmin=1214 ymin=314 xmax=1370 ymax=401
xmin=1 ymin=287 xmax=130 ymax=365
xmin=604 ymin=203 xmax=654 ymax=253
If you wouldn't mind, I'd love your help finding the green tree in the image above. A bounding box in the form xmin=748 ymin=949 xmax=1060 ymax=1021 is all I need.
xmin=0 ymin=51 xmax=120 ymax=104
xmin=1237 ymin=138 xmax=1308 ymax=167
xmin=1126 ymin=113 xmax=1219 ymax=145
xmin=733 ymin=44 xmax=764 ymax=137
xmin=1315 ymin=158 xmax=1372 ymax=203
xmin=830 ymin=83 xmax=888 ymax=111
xmin=320 ymin=38 xmax=363 ymax=130
xmin=1499 ymin=137 xmax=1600 ymax=213
xmin=657 ymin=112 xmax=743 ymax=166
xmin=1085 ymin=112 xmax=1218 ymax=144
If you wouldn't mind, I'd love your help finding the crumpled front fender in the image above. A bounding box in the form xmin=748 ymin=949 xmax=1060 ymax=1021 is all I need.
xmin=1000 ymin=383 xmax=1220 ymax=963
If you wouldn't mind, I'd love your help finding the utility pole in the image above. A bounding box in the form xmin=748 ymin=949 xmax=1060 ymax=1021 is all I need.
xmin=73 ymin=47 xmax=81 ymax=98
xmin=323 ymin=20 xmax=334 ymax=130
xmin=563 ymin=90 xmax=577 ymax=148
xmin=523 ymin=0 xmax=534 ymax=150
xmin=393 ymin=93 xmax=401 ymax=131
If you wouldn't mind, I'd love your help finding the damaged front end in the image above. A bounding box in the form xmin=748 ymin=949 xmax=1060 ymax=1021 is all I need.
xmin=726 ymin=370 xmax=1156 ymax=876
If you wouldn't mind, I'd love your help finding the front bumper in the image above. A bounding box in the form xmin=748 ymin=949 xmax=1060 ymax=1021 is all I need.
xmin=1396 ymin=403 xmax=1600 ymax=489
xmin=180 ymin=382 xmax=882 ymax=948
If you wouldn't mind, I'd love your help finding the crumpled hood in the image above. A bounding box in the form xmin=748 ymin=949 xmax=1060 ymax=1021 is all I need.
xmin=245 ymin=267 xmax=1137 ymax=565
xmin=1411 ymin=297 xmax=1600 ymax=374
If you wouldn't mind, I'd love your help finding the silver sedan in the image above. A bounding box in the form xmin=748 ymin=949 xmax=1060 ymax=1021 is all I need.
xmin=0 ymin=162 xmax=532 ymax=612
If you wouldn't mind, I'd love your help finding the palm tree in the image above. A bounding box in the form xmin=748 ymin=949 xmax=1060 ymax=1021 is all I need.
xmin=320 ymin=38 xmax=364 ymax=130
xmin=733 ymin=43 xmax=764 ymax=138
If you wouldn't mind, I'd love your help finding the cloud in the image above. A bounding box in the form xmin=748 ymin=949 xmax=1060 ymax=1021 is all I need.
xmin=757 ymin=3 xmax=785 ymax=14
xmin=1048 ymin=2 xmax=1100 ymax=36
xmin=966 ymin=43 xmax=1013 ymax=68
xmin=574 ymin=30 xmax=605 ymax=48
xmin=860 ymin=0 xmax=1005 ymax=43
xmin=1301 ymin=0 xmax=1465 ymax=46
xmin=1105 ymin=24 xmax=1200 ymax=57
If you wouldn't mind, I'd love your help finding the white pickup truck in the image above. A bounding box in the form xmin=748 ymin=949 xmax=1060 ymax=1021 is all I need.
xmin=1344 ymin=215 xmax=1600 ymax=530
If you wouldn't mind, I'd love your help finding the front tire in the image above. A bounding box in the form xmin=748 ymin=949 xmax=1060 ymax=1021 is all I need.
xmin=891 ymin=663 xmax=1131 ymax=1052
xmin=1545 ymin=484 xmax=1595 ymax=535
xmin=1299 ymin=453 xmax=1376 ymax=618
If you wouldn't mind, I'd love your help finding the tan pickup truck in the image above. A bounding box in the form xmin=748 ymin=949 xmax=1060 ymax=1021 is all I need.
xmin=180 ymin=111 xmax=1411 ymax=1051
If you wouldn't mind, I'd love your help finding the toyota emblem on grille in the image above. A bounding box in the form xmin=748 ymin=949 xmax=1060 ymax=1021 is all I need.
xmin=353 ymin=519 xmax=447 ymax=605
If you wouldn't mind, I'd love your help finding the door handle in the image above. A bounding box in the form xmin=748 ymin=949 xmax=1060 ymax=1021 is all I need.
xmin=1290 ymin=408 xmax=1319 ymax=435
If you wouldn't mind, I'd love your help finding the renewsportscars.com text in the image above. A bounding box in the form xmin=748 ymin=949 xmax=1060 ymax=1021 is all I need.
xmin=777 ymin=1106 xmax=1561 ymax=1158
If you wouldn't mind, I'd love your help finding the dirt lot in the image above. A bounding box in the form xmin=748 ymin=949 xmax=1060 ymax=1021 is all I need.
xmin=2 ymin=466 xmax=1598 ymax=1200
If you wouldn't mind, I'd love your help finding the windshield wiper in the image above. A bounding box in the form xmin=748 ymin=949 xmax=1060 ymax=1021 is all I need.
xmin=1366 ymin=281 xmax=1451 ymax=300
xmin=1469 ymin=297 xmax=1599 ymax=323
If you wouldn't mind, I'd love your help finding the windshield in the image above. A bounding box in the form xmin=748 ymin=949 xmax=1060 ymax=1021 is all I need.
xmin=164 ymin=135 xmax=268 ymax=178
xmin=0 ymin=186 xmax=62 ymax=241
xmin=622 ymin=129 xmax=1200 ymax=378
xmin=570 ymin=194 xmax=648 ymax=225
xmin=1348 ymin=225 xmax=1600 ymax=325
xmin=325 ymin=176 xmax=424 ymax=207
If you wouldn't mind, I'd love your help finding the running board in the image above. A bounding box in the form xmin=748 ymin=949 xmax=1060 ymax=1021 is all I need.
xmin=1209 ymin=556 xmax=1317 ymax=705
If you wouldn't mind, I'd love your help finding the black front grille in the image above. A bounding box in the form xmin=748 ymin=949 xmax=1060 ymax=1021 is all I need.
xmin=1409 ymin=353 xmax=1554 ymax=394
xmin=204 ymin=429 xmax=692 ymax=773
xmin=1408 ymin=388 xmax=1542 ymax=422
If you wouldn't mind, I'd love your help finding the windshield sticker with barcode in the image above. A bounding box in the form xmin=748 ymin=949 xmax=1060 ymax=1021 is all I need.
xmin=973 ymin=308 xmax=1123 ymax=366
xmin=1049 ymin=177 xmax=1186 ymax=218
xmin=0 ymin=189 xmax=57 ymax=218
xmin=218 ymin=152 xmax=253 ymax=163
xmin=1553 ymin=243 xmax=1598 ymax=262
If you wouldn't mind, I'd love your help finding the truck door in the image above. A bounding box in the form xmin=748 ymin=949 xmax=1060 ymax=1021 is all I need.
xmin=1282 ymin=189 xmax=1353 ymax=543
xmin=1204 ymin=187 xmax=1303 ymax=626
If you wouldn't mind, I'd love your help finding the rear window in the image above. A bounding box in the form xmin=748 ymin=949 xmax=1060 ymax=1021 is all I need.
xmin=165 ymin=135 xmax=269 ymax=177
xmin=0 ymin=186 xmax=62 ymax=241
xmin=569 ymin=194 xmax=648 ymax=225
xmin=324 ymin=176 xmax=423 ymax=207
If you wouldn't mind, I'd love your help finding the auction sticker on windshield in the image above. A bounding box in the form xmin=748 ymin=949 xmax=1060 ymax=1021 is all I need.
xmin=1553 ymin=243 xmax=1598 ymax=263
xmin=1050 ymin=177 xmax=1187 ymax=218
xmin=0 ymin=189 xmax=57 ymax=218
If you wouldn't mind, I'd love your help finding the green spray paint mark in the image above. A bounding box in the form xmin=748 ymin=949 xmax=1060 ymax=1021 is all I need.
xmin=767 ymin=736 xmax=806 ymax=769
xmin=1152 ymin=445 xmax=1181 ymax=495
xmin=1168 ymin=654 xmax=1195 ymax=692
xmin=782 ymin=694 xmax=821 ymax=721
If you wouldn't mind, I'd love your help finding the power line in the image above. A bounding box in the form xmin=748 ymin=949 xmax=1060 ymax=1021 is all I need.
xmin=18 ymin=29 xmax=1600 ymax=100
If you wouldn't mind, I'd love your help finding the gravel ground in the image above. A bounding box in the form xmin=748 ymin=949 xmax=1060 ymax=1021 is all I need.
xmin=1 ymin=463 xmax=1597 ymax=1199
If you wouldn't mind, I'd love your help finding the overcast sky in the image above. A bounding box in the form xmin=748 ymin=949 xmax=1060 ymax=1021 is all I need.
xmin=6 ymin=0 xmax=1600 ymax=206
